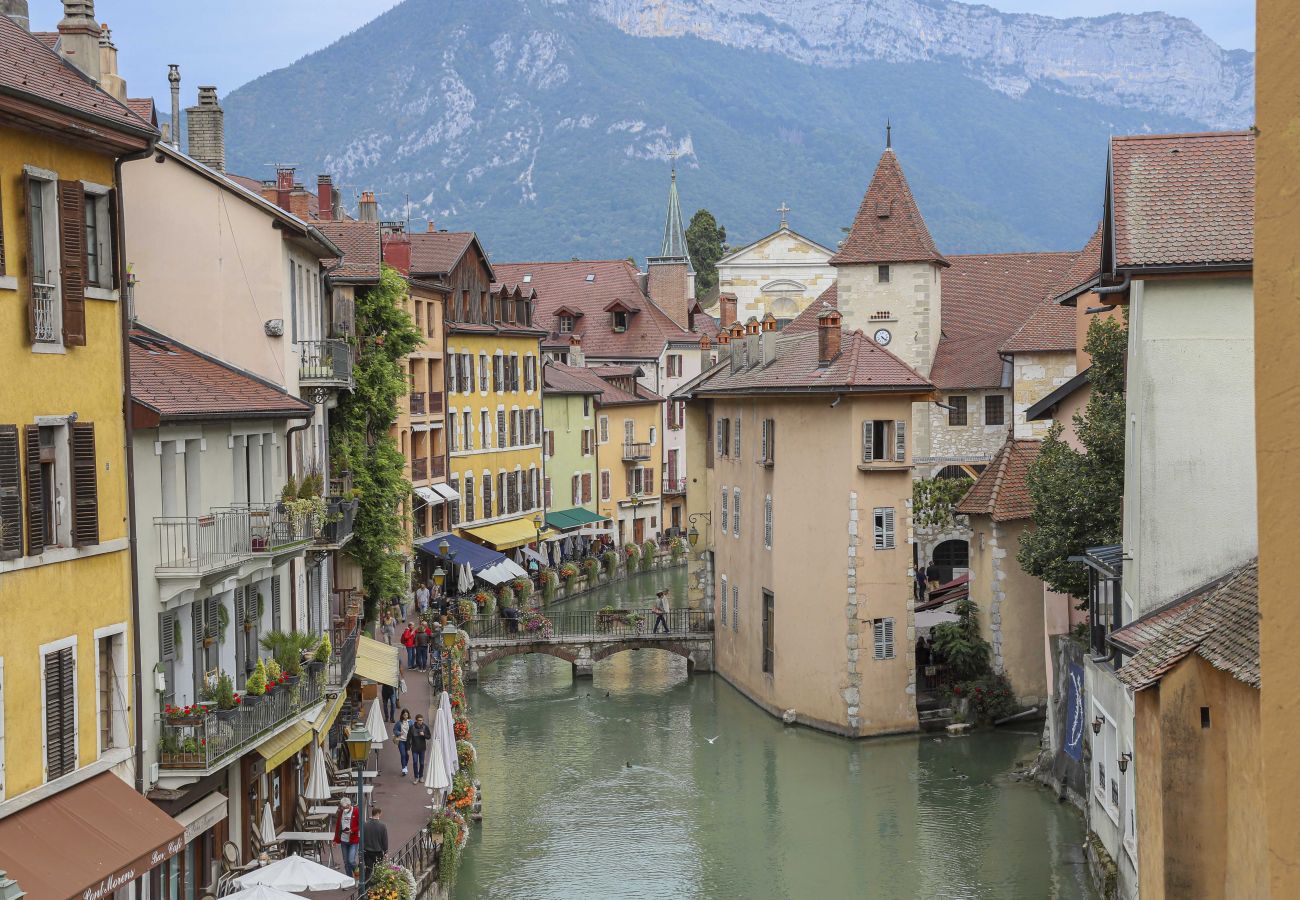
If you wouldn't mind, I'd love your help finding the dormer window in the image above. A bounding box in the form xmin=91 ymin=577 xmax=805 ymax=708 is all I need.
xmin=612 ymin=310 xmax=629 ymax=332
xmin=558 ymin=315 xmax=575 ymax=333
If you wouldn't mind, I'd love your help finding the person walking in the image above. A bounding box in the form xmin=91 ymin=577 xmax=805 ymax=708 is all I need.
xmin=409 ymin=713 xmax=432 ymax=782
xmin=401 ymin=623 xmax=416 ymax=671
xmin=381 ymin=682 xmax=397 ymax=723
xmin=415 ymin=582 xmax=431 ymax=616
xmin=333 ymin=794 xmax=361 ymax=877
xmin=415 ymin=622 xmax=431 ymax=671
xmin=380 ymin=609 xmax=397 ymax=646
xmin=393 ymin=708 xmax=412 ymax=776
xmin=652 ymin=589 xmax=670 ymax=633
xmin=363 ymin=806 xmax=389 ymax=876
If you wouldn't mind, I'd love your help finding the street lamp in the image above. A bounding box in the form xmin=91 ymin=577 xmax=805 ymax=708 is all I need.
xmin=345 ymin=721 xmax=373 ymax=890
xmin=433 ymin=564 xmax=445 ymax=589
xmin=441 ymin=625 xmax=459 ymax=693
xmin=686 ymin=512 xmax=711 ymax=547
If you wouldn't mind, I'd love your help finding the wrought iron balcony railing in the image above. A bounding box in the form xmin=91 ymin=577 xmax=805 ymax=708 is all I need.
xmin=33 ymin=281 xmax=58 ymax=343
xmin=298 ymin=338 xmax=353 ymax=386
xmin=155 ymin=510 xmax=252 ymax=575
xmin=622 ymin=442 xmax=652 ymax=461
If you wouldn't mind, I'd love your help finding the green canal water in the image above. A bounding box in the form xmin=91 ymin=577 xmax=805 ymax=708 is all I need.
xmin=455 ymin=567 xmax=1095 ymax=900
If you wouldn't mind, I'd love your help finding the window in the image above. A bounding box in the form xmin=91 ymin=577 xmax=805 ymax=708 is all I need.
xmin=733 ymin=415 xmax=742 ymax=459
xmin=449 ymin=475 xmax=460 ymax=526
xmin=482 ymin=474 xmax=493 ymax=520
xmin=985 ymin=394 xmax=1005 ymax=426
xmin=22 ymin=421 xmax=97 ymax=553
xmin=872 ymin=618 xmax=895 ymax=659
xmin=583 ymin=395 xmax=591 ymax=418
xmin=447 ymin=412 xmax=457 ymax=452
xmin=872 ymin=507 xmax=895 ymax=550
xmin=612 ymin=310 xmax=628 ymax=332
xmin=720 ymin=575 xmax=728 ymax=626
xmin=497 ymin=409 xmax=507 ymax=447
xmin=544 ymin=477 xmax=552 ymax=509
xmin=481 ymin=410 xmax=491 ymax=448
xmin=544 ymin=429 xmax=553 ymax=458
xmin=493 ymin=355 xmax=503 ymax=392
xmin=624 ymin=419 xmax=635 ymax=445
xmin=666 ymin=354 xmax=682 ymax=377
xmin=463 ymin=410 xmax=473 ymax=451
xmin=1087 ymin=561 xmax=1123 ymax=660
xmin=600 ymin=470 xmax=610 ymax=501
xmin=764 ymin=495 xmax=773 ymax=549
xmin=26 ymin=173 xmax=95 ymax=348
xmin=732 ymin=487 xmax=741 ymax=537
xmin=558 ymin=315 xmax=575 ymax=333
xmin=83 ymin=190 xmax=115 ymax=290
xmin=478 ymin=354 xmax=488 ymax=392
xmin=42 ymin=641 xmax=76 ymax=781
xmin=877 ymin=264 xmax=890 ymax=284
xmin=759 ymin=418 xmax=775 ymax=465
xmin=1094 ymin=707 xmax=1120 ymax=822
xmin=762 ymin=590 xmax=775 ymax=674
xmin=716 ymin=418 xmax=730 ymax=458
xmin=96 ymin=630 xmax=126 ymax=752
xmin=599 ymin=416 xmax=609 ymax=443
xmin=649 ymin=426 xmax=657 ymax=446
xmin=860 ymin=419 xmax=907 ymax=464
xmin=732 ymin=585 xmax=739 ymax=631
xmin=463 ymin=475 xmax=475 ymax=524
xmin=948 ymin=396 xmax=968 ymax=427
xmin=720 ymin=486 xmax=729 ymax=534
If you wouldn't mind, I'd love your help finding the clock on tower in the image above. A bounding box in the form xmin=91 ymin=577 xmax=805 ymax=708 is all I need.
xmin=873 ymin=328 xmax=892 ymax=347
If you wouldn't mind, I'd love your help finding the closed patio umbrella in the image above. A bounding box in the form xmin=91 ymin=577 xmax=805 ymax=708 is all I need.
xmin=303 ymin=740 xmax=332 ymax=801
xmin=436 ymin=691 xmax=459 ymax=776
xmin=258 ymin=800 xmax=277 ymax=845
xmin=423 ymin=735 xmax=451 ymax=802
xmin=221 ymin=885 xmax=306 ymax=900
xmin=458 ymin=562 xmax=474 ymax=595
xmin=365 ymin=698 xmax=387 ymax=749
xmin=234 ymin=854 xmax=355 ymax=891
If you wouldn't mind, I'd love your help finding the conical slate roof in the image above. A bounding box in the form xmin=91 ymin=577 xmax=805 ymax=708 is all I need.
xmin=656 ymin=167 xmax=695 ymax=273
xmin=830 ymin=149 xmax=947 ymax=267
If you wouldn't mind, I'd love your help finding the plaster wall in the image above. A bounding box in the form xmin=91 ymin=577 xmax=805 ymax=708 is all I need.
xmin=1012 ymin=350 xmax=1077 ymax=440
xmin=834 ymin=261 xmax=941 ymax=377
xmin=1122 ymin=276 xmax=1256 ymax=619
xmin=542 ymin=392 xmax=598 ymax=513
xmin=595 ymin=400 xmax=663 ymax=543
xmin=717 ymin=228 xmax=835 ymax=324
xmin=924 ymin=388 xmax=1012 ymax=469
xmin=1085 ymin=662 xmax=1138 ymax=898
xmin=968 ymin=517 xmax=1048 ymax=705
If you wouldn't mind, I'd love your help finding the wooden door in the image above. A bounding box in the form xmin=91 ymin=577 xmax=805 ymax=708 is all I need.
xmin=633 ymin=517 xmax=645 ymax=545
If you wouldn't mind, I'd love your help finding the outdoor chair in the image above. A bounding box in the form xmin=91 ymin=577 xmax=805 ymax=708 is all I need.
xmin=219 ymin=840 xmax=241 ymax=875
xmin=296 ymin=796 xmax=330 ymax=831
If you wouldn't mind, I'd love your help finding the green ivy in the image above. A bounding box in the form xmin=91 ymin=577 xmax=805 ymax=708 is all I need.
xmin=332 ymin=265 xmax=422 ymax=622
xmin=912 ymin=475 xmax=974 ymax=530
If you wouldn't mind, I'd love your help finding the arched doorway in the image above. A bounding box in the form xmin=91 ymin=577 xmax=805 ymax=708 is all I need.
xmin=930 ymin=539 xmax=970 ymax=584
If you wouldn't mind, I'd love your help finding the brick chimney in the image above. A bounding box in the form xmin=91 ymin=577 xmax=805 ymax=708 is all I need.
xmin=358 ymin=191 xmax=378 ymax=223
xmin=275 ymin=166 xmax=294 ymax=212
xmin=317 ymin=175 xmax=335 ymax=221
xmin=381 ymin=223 xmax=411 ymax=274
xmin=186 ymin=86 xmax=225 ymax=172
xmin=716 ymin=329 xmax=730 ymax=346
xmin=646 ymin=258 xmax=691 ymax=330
xmin=718 ymin=293 xmax=737 ymax=329
xmin=57 ymin=1 xmax=100 ymax=81
xmin=426 ymin=220 xmax=437 ymax=233
xmin=288 ymin=182 xmax=311 ymax=218
xmin=1 ymin=1 xmax=30 ymax=30
xmin=817 ymin=309 xmax=842 ymax=367
xmin=569 ymin=334 xmax=585 ymax=367
xmin=96 ymin=23 xmax=125 ymax=100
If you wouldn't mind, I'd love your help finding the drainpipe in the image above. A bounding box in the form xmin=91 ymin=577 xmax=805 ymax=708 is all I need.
xmin=116 ymin=137 xmax=160 ymax=794
xmin=1093 ymin=273 xmax=1131 ymax=297
xmin=285 ymin=413 xmax=314 ymax=629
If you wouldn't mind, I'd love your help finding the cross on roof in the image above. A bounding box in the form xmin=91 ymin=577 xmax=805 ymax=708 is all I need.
xmin=777 ymin=202 xmax=790 ymax=228
xmin=668 ymin=148 xmax=678 ymax=177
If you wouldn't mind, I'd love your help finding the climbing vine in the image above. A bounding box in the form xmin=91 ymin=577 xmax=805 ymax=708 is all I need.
xmin=333 ymin=265 xmax=421 ymax=620
xmin=912 ymin=475 xmax=974 ymax=529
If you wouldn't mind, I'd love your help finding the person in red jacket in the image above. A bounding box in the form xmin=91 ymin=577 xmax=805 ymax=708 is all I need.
xmin=333 ymin=794 xmax=361 ymax=876
xmin=400 ymin=624 xmax=416 ymax=671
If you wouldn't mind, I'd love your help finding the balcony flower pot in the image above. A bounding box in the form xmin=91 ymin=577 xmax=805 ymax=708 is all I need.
xmin=240 ymin=692 xmax=264 ymax=710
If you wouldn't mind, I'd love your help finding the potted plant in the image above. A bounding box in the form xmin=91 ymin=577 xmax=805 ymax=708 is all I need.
xmin=582 ymin=557 xmax=599 ymax=581
xmin=558 ymin=562 xmax=579 ymax=593
xmin=511 ymin=576 xmax=531 ymax=597
xmin=540 ymin=568 xmax=557 ymax=605
xmin=162 ymin=702 xmax=206 ymax=725
xmin=602 ymin=549 xmax=618 ymax=576
xmin=456 ymin=598 xmax=476 ymax=624
xmin=314 ymin=633 xmax=332 ymax=664
xmin=641 ymin=539 xmax=656 ymax=571
xmin=669 ymin=535 xmax=685 ymax=563
xmin=624 ymin=543 xmax=640 ymax=572
xmin=243 ymin=660 xmax=267 ymax=709
xmin=213 ymin=672 xmax=239 ymax=721
xmin=263 ymin=657 xmax=283 ymax=693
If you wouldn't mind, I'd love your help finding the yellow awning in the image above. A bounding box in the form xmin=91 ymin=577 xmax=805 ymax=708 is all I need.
xmin=312 ymin=689 xmax=345 ymax=741
xmin=355 ymin=635 xmax=400 ymax=687
xmin=463 ymin=518 xmax=554 ymax=551
xmin=258 ymin=719 xmax=313 ymax=770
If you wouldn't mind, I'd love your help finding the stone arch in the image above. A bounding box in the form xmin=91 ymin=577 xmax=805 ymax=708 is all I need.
xmin=473 ymin=643 xmax=579 ymax=671
xmin=591 ymin=641 xmax=698 ymax=673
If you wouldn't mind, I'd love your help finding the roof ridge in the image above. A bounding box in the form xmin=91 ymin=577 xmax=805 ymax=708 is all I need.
xmin=1111 ymin=130 xmax=1255 ymax=142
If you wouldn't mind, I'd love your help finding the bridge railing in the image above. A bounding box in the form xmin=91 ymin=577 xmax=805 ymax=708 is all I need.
xmin=464 ymin=607 xmax=713 ymax=641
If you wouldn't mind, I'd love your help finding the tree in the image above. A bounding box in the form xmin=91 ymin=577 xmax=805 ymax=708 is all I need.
xmin=913 ymin=475 xmax=974 ymax=529
xmin=685 ymin=209 xmax=727 ymax=297
xmin=332 ymin=265 xmax=422 ymax=619
xmin=1017 ymin=313 xmax=1128 ymax=598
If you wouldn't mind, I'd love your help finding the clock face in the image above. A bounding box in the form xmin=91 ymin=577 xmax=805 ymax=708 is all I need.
xmin=874 ymin=328 xmax=892 ymax=346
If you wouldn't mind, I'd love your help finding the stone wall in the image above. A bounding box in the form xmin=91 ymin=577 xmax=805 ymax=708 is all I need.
xmin=922 ymin=388 xmax=1012 ymax=472
xmin=834 ymin=261 xmax=940 ymax=376
xmin=1012 ymin=350 xmax=1077 ymax=439
xmin=718 ymin=229 xmax=835 ymax=323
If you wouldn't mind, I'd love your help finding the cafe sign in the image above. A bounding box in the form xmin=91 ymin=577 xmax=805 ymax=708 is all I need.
xmin=82 ymin=836 xmax=185 ymax=900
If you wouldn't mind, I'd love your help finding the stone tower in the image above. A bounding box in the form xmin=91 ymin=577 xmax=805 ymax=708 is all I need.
xmin=186 ymin=86 xmax=225 ymax=172
xmin=646 ymin=162 xmax=696 ymax=330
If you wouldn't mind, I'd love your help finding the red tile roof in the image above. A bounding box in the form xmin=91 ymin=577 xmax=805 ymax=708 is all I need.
xmin=930 ymin=252 xmax=1078 ymax=389
xmin=410 ymin=231 xmax=477 ymax=276
xmin=1111 ymin=558 xmax=1259 ymax=691
xmin=955 ymin=439 xmax=1041 ymax=521
xmin=225 ymin=172 xmax=267 ymax=195
xmin=0 ymin=17 xmax=154 ymax=138
xmin=829 ymin=149 xmax=946 ymax=267
xmin=318 ymin=220 xmax=381 ymax=280
xmin=126 ymin=97 xmax=156 ymax=126
xmin=681 ymin=327 xmax=931 ymax=397
xmin=1107 ymin=131 xmax=1254 ymax=271
xmin=130 ymin=329 xmax=312 ymax=421
xmin=1001 ymin=298 xmax=1076 ymax=354
xmin=785 ymin=284 xmax=837 ymax=334
xmin=543 ymin=362 xmax=662 ymax=406
xmin=1052 ymin=224 xmax=1104 ymax=303
xmin=494 ymin=260 xmax=693 ymax=360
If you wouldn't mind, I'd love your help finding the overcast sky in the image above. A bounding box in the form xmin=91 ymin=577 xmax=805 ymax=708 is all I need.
xmin=29 ymin=0 xmax=1253 ymax=108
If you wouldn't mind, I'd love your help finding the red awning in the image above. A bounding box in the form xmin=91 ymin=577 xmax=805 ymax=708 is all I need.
xmin=0 ymin=772 xmax=184 ymax=899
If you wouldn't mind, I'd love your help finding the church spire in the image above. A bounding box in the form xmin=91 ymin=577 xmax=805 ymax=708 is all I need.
xmin=657 ymin=153 xmax=694 ymax=272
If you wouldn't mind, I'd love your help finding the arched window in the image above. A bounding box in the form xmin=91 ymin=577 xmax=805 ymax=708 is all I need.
xmin=932 ymin=539 xmax=969 ymax=569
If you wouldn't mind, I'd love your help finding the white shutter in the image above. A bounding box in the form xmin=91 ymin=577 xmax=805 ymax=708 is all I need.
xmin=732 ymin=585 xmax=739 ymax=631
xmin=721 ymin=487 xmax=729 ymax=534
xmin=764 ymin=495 xmax=773 ymax=549
xmin=733 ymin=488 xmax=741 ymax=537
xmin=760 ymin=419 xmax=768 ymax=462
xmin=734 ymin=415 xmax=742 ymax=458
xmin=883 ymin=617 xmax=895 ymax=658
xmin=874 ymin=620 xmax=887 ymax=659
xmin=895 ymin=420 xmax=906 ymax=462
xmin=882 ymin=508 xmax=896 ymax=549
xmin=862 ymin=420 xmax=874 ymax=463
xmin=720 ymin=575 xmax=728 ymax=625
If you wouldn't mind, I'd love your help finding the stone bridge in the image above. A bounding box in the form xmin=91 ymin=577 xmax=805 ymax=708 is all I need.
xmin=462 ymin=608 xmax=714 ymax=681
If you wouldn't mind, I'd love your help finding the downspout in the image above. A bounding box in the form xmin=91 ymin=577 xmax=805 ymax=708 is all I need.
xmin=285 ymin=413 xmax=314 ymax=629
xmin=1093 ymin=273 xmax=1131 ymax=297
xmin=115 ymin=138 xmax=159 ymax=795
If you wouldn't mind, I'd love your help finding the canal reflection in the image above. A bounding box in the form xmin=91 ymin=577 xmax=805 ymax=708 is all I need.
xmin=455 ymin=568 xmax=1094 ymax=899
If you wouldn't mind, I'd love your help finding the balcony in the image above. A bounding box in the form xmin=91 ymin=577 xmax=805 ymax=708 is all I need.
xmin=430 ymin=456 xmax=445 ymax=479
xmin=662 ymin=475 xmax=687 ymax=495
xmin=412 ymin=457 xmax=428 ymax=481
xmin=33 ymin=281 xmax=57 ymax=343
xmin=327 ymin=621 xmax=360 ymax=690
xmin=298 ymin=339 xmax=353 ymax=388
xmin=242 ymin=503 xmax=315 ymax=553
xmin=317 ymin=496 xmax=359 ymax=550
xmin=155 ymin=510 xmax=252 ymax=576
xmin=158 ymin=668 xmax=324 ymax=773
xmin=623 ymin=442 xmax=652 ymax=461
xmin=410 ymin=392 xmax=427 ymax=416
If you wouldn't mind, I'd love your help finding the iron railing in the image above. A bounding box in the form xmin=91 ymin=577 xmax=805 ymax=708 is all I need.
xmin=430 ymin=456 xmax=446 ymax=479
xmin=661 ymin=475 xmax=687 ymax=495
xmin=328 ymin=621 xmax=360 ymax=690
xmin=318 ymin=497 xmax=358 ymax=548
xmin=32 ymin=281 xmax=58 ymax=343
xmin=298 ymin=338 xmax=353 ymax=385
xmin=623 ymin=442 xmax=652 ymax=461
xmin=155 ymin=510 xmax=251 ymax=574
xmin=412 ymin=457 xmax=428 ymax=481
xmin=158 ymin=668 xmax=324 ymax=770
xmin=463 ymin=607 xmax=713 ymax=641
xmin=410 ymin=391 xmax=427 ymax=415
xmin=235 ymin=502 xmax=316 ymax=551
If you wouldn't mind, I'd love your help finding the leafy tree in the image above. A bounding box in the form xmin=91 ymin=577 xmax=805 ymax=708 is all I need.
xmin=929 ymin=599 xmax=991 ymax=681
xmin=685 ymin=209 xmax=727 ymax=297
xmin=913 ymin=475 xmax=974 ymax=529
xmin=332 ymin=265 xmax=422 ymax=620
xmin=1017 ymin=313 xmax=1128 ymax=598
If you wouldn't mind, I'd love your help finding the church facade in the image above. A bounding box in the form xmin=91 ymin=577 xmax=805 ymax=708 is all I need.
xmin=715 ymin=213 xmax=836 ymax=328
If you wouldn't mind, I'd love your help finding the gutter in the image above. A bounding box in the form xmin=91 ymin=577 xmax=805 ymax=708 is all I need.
xmin=115 ymin=137 xmax=160 ymax=796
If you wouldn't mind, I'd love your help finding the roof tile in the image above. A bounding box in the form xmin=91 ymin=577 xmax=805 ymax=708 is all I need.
xmin=829 ymin=149 xmax=946 ymax=266
xmin=318 ymin=220 xmax=381 ymax=280
xmin=955 ymin=438 xmax=1041 ymax=521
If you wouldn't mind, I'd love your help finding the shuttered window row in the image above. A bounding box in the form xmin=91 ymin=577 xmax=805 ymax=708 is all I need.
xmin=0 ymin=422 xmax=99 ymax=558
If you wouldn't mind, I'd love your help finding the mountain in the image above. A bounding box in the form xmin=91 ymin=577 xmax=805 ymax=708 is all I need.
xmin=222 ymin=0 xmax=1250 ymax=264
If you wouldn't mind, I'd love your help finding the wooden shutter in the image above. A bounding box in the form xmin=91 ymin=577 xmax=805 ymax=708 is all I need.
xmin=0 ymin=182 xmax=5 ymax=276
xmin=23 ymin=177 xmax=39 ymax=343
xmin=69 ymin=421 xmax=98 ymax=546
xmin=861 ymin=420 xmax=874 ymax=463
xmin=160 ymin=611 xmax=177 ymax=661
xmin=271 ymin=575 xmax=282 ymax=629
xmin=721 ymin=488 xmax=728 ymax=533
xmin=0 ymin=425 xmax=22 ymax=558
xmin=572 ymin=475 xmax=580 ymax=504
xmin=24 ymin=425 xmax=44 ymax=556
xmin=106 ymin=188 xmax=120 ymax=290
xmin=600 ymin=470 xmax=609 ymax=501
xmin=44 ymin=647 xmax=76 ymax=779
xmin=895 ymin=421 xmax=907 ymax=462
xmin=625 ymin=468 xmax=634 ymax=497
xmin=57 ymin=181 xmax=87 ymax=346
xmin=716 ymin=419 xmax=724 ymax=457
xmin=582 ymin=473 xmax=592 ymax=504
xmin=544 ymin=477 xmax=552 ymax=509
xmin=644 ymin=466 xmax=654 ymax=495
xmin=767 ymin=419 xmax=775 ymax=463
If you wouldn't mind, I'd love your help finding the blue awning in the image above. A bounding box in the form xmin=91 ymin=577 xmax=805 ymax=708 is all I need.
xmin=415 ymin=532 xmax=506 ymax=573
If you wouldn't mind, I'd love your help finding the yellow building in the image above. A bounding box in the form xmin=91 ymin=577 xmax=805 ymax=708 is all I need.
xmin=0 ymin=14 xmax=195 ymax=897
xmin=408 ymin=233 xmax=546 ymax=552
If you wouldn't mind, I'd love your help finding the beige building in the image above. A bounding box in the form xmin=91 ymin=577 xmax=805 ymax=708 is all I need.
xmin=676 ymin=313 xmax=934 ymax=737
xmin=715 ymin=213 xmax=836 ymax=327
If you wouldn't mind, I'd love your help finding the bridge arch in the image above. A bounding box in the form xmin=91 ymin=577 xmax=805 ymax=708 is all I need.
xmin=473 ymin=643 xmax=579 ymax=671
xmin=591 ymin=640 xmax=699 ymax=673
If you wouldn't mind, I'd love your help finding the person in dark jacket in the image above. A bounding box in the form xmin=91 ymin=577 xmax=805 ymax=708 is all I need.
xmin=414 ymin=624 xmax=431 ymax=670
xmin=363 ymin=806 xmax=389 ymax=875
xmin=409 ymin=713 xmax=432 ymax=782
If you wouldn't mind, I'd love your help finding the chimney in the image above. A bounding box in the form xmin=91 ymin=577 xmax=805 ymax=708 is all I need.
xmin=288 ymin=182 xmax=311 ymax=218
xmin=569 ymin=334 xmax=585 ymax=367
xmin=58 ymin=1 xmax=101 ymax=81
xmin=186 ymin=86 xmax=225 ymax=172
xmin=761 ymin=314 xmax=778 ymax=366
xmin=817 ymin=309 xmax=842 ymax=367
xmin=718 ymin=293 xmax=736 ymax=329
xmin=1 ymin=1 xmax=30 ymax=30
xmin=167 ymin=64 xmax=181 ymax=149
xmin=317 ymin=175 xmax=335 ymax=221
xmin=358 ymin=191 xmax=378 ymax=223
xmin=426 ymin=220 xmax=436 ymax=233
xmin=646 ymin=259 xmax=691 ymax=330
xmin=380 ymin=223 xmax=411 ymax=274
xmin=275 ymin=166 xmax=295 ymax=212
xmin=744 ymin=317 xmax=761 ymax=336
xmin=716 ymin=330 xmax=730 ymax=346
xmin=95 ymin=23 xmax=126 ymax=99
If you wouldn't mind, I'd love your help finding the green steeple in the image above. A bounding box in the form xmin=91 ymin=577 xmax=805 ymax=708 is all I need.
xmin=657 ymin=160 xmax=695 ymax=273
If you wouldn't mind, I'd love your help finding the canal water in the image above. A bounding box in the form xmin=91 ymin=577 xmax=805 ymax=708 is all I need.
xmin=456 ymin=567 xmax=1095 ymax=899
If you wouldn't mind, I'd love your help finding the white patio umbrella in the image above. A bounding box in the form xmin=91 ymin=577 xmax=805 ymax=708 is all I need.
xmin=234 ymin=854 xmax=355 ymax=891
xmin=303 ymin=740 xmax=332 ymax=801
xmin=258 ymin=800 xmax=277 ymax=845
xmin=365 ymin=698 xmax=388 ymax=749
xmin=458 ymin=562 xmax=474 ymax=595
xmin=423 ymin=735 xmax=451 ymax=802
xmin=220 ymin=885 xmax=306 ymax=900
xmin=436 ymin=691 xmax=459 ymax=776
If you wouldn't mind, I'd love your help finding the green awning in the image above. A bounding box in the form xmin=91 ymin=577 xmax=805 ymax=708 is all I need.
xmin=546 ymin=507 xmax=608 ymax=531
